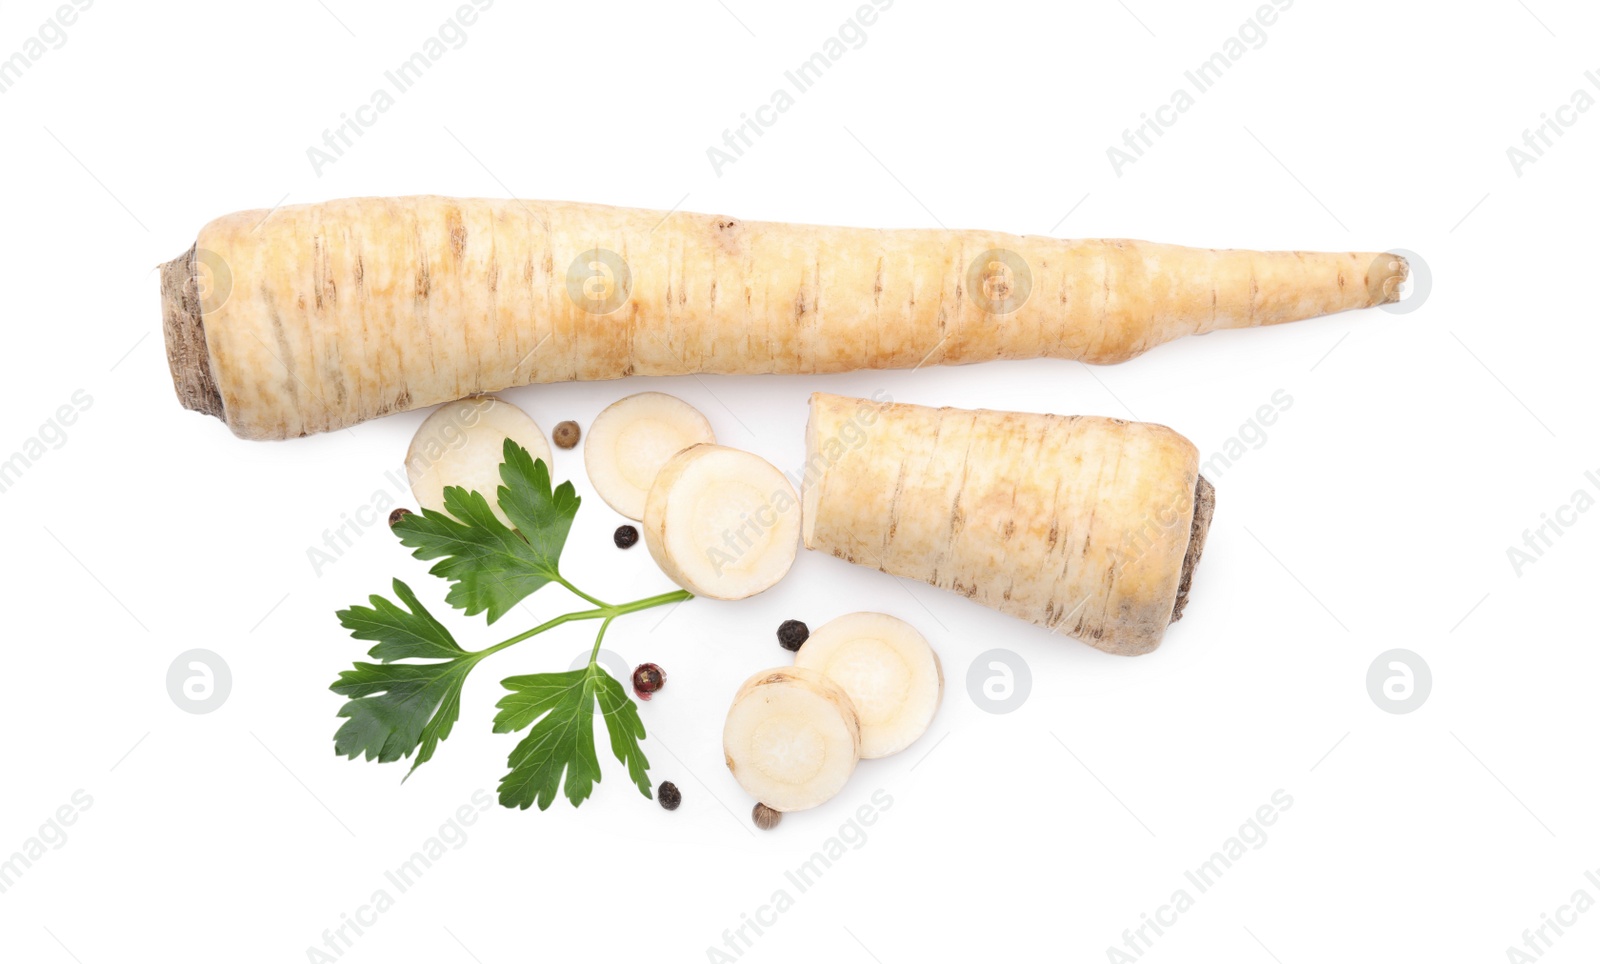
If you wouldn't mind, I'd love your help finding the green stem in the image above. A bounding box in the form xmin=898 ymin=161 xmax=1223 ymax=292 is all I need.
xmin=469 ymin=588 xmax=694 ymax=662
xmin=554 ymin=574 xmax=611 ymax=610
xmin=590 ymin=615 xmax=616 ymax=662
xmin=474 ymin=608 xmax=606 ymax=659
xmin=606 ymin=588 xmax=694 ymax=616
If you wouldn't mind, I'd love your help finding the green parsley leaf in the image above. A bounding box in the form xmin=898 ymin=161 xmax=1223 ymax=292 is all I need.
xmin=392 ymin=440 xmax=580 ymax=624
xmin=331 ymin=437 xmax=689 ymax=811
xmin=493 ymin=663 xmax=652 ymax=810
xmin=331 ymin=579 xmax=475 ymax=776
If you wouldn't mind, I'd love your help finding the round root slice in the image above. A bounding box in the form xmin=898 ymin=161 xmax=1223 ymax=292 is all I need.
xmin=724 ymin=667 xmax=861 ymax=812
xmin=584 ymin=392 xmax=715 ymax=520
xmin=794 ymin=612 xmax=943 ymax=759
xmin=406 ymin=396 xmax=552 ymax=527
xmin=643 ymin=444 xmax=800 ymax=600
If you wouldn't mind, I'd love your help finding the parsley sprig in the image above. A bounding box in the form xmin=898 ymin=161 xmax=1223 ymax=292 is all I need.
xmin=331 ymin=438 xmax=691 ymax=810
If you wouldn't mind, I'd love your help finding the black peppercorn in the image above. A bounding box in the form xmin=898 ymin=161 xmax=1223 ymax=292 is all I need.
xmin=657 ymin=781 xmax=681 ymax=811
xmin=614 ymin=524 xmax=639 ymax=549
xmin=777 ymin=619 xmax=809 ymax=652
xmin=388 ymin=508 xmax=413 ymax=527
xmin=752 ymin=803 xmax=782 ymax=830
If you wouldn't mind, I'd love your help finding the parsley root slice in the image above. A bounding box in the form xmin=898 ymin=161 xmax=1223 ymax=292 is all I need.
xmin=802 ymin=393 xmax=1214 ymax=656
xmin=584 ymin=392 xmax=715 ymax=520
xmin=407 ymin=395 xmax=551 ymax=529
xmin=642 ymin=444 xmax=801 ymax=600
xmin=723 ymin=667 xmax=861 ymax=812
xmin=793 ymin=613 xmax=943 ymax=759
xmin=160 ymin=197 xmax=1407 ymax=440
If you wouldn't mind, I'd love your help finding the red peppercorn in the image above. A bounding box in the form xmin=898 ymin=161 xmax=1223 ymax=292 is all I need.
xmin=632 ymin=663 xmax=665 ymax=699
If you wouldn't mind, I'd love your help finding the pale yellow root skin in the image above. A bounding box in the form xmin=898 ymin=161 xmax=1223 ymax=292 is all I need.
xmin=801 ymin=393 xmax=1203 ymax=656
xmin=161 ymin=196 xmax=1406 ymax=440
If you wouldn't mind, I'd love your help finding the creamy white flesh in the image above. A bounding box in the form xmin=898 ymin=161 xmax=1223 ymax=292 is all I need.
xmin=406 ymin=396 xmax=552 ymax=527
xmin=584 ymin=392 xmax=715 ymax=520
xmin=643 ymin=444 xmax=800 ymax=600
xmin=723 ymin=668 xmax=861 ymax=812
xmin=794 ymin=612 xmax=943 ymax=759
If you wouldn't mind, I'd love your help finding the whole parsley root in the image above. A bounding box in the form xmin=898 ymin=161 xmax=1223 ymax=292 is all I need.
xmin=331 ymin=438 xmax=691 ymax=811
xmin=160 ymin=197 xmax=1406 ymax=439
xmin=801 ymin=394 xmax=1214 ymax=656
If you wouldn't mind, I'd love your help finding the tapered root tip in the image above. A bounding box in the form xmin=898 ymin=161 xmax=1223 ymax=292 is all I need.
xmin=1368 ymin=252 xmax=1410 ymax=305
xmin=160 ymin=244 xmax=225 ymax=420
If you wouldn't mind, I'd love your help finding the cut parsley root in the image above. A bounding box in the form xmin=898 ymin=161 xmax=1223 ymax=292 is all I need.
xmin=723 ymin=667 xmax=861 ymax=812
xmin=722 ymin=614 xmax=939 ymax=819
xmin=161 ymin=197 xmax=1405 ymax=439
xmin=793 ymin=613 xmax=943 ymax=760
xmin=332 ymin=437 xmax=691 ymax=810
xmin=802 ymin=393 xmax=1212 ymax=656
xmin=642 ymin=444 xmax=801 ymax=600
xmin=585 ymin=392 xmax=715 ymax=520
xmin=406 ymin=395 xmax=551 ymax=528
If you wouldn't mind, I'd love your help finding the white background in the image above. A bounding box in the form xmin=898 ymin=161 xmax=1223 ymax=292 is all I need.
xmin=1 ymin=1 xmax=1595 ymax=961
